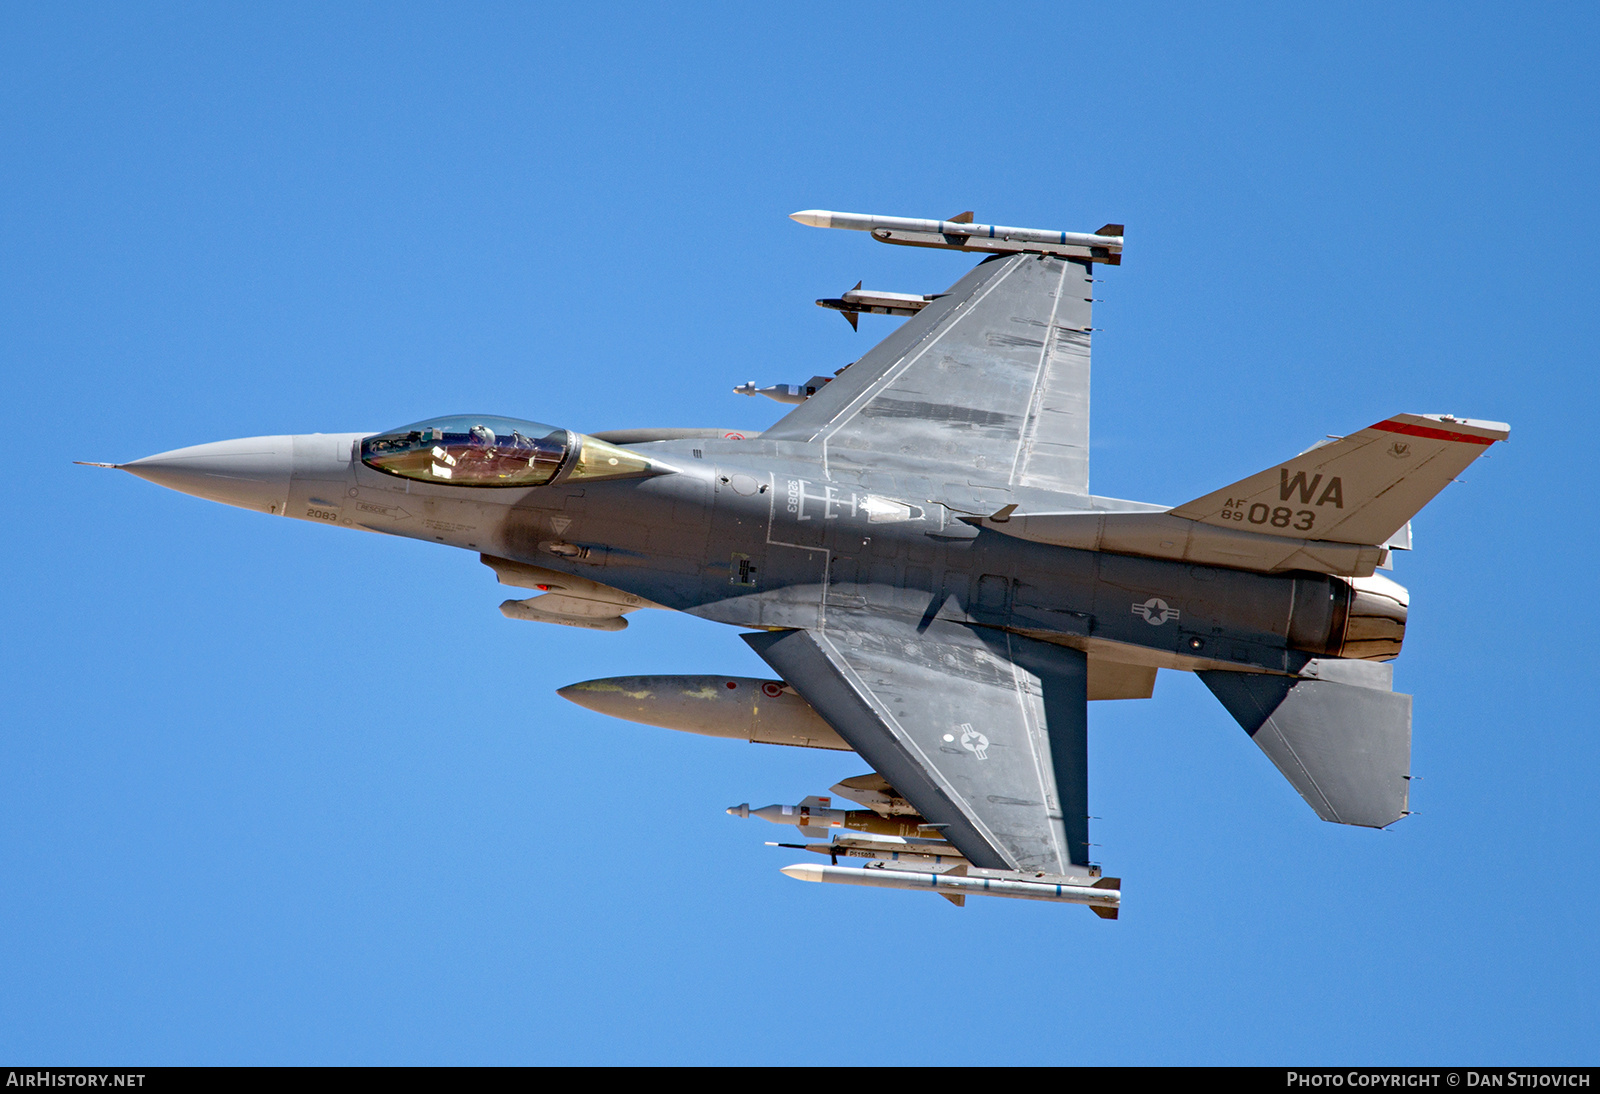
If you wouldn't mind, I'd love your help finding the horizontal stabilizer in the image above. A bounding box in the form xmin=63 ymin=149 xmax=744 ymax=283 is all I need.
xmin=1170 ymin=414 xmax=1508 ymax=546
xmin=1200 ymin=662 xmax=1411 ymax=827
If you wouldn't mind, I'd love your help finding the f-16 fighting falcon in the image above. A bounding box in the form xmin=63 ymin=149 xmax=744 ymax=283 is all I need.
xmin=85 ymin=208 xmax=1508 ymax=916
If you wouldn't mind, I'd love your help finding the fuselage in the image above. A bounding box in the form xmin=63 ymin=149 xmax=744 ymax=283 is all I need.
xmin=119 ymin=428 xmax=1401 ymax=678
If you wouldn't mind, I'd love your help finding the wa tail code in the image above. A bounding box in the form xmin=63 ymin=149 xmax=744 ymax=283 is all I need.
xmin=1280 ymin=468 xmax=1344 ymax=508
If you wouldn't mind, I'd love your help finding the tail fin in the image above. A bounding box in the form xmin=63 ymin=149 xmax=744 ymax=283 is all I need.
xmin=1170 ymin=414 xmax=1508 ymax=546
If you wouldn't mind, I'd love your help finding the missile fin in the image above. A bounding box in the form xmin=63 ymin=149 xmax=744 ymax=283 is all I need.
xmin=939 ymin=892 xmax=967 ymax=907
xmin=947 ymin=211 xmax=975 ymax=223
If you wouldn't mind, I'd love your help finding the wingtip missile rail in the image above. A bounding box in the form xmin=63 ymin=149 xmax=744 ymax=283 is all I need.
xmin=790 ymin=209 xmax=1125 ymax=263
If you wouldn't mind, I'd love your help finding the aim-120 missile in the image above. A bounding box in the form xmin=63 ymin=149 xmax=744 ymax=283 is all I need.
xmin=728 ymin=798 xmax=947 ymax=840
xmin=814 ymin=282 xmax=935 ymax=330
xmin=780 ymin=863 xmax=1122 ymax=913
xmin=790 ymin=209 xmax=1124 ymax=264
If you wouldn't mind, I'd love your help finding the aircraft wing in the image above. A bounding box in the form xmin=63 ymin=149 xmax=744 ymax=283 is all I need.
xmin=761 ymin=253 xmax=1096 ymax=496
xmin=743 ymin=617 xmax=1094 ymax=877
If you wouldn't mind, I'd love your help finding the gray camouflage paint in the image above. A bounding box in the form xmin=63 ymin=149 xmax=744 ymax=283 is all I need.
xmin=113 ymin=245 xmax=1484 ymax=891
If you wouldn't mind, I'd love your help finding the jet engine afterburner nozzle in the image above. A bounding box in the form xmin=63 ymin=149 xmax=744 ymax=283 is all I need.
xmin=1337 ymin=573 xmax=1409 ymax=661
xmin=1289 ymin=572 xmax=1410 ymax=663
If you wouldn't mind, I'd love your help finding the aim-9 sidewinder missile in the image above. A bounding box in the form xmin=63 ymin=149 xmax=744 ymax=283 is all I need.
xmin=790 ymin=209 xmax=1124 ymax=263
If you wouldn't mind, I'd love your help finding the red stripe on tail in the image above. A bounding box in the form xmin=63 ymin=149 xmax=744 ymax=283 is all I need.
xmin=1370 ymin=420 xmax=1495 ymax=445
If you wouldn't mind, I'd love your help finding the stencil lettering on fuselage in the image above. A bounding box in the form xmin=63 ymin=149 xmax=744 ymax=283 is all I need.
xmin=781 ymin=478 xmax=923 ymax=525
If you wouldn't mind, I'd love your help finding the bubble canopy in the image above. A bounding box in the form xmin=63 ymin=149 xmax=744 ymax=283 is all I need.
xmin=359 ymin=415 xmax=655 ymax=488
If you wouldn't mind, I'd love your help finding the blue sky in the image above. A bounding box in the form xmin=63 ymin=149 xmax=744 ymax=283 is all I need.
xmin=4 ymin=2 xmax=1597 ymax=1064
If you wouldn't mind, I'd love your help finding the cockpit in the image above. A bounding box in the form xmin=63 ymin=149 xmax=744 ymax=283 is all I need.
xmin=359 ymin=415 xmax=655 ymax=488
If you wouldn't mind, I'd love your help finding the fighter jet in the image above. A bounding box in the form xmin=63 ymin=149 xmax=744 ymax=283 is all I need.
xmin=87 ymin=209 xmax=1508 ymax=915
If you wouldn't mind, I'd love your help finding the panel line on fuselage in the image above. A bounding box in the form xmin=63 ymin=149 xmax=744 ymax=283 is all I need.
xmin=760 ymin=468 xmax=831 ymax=629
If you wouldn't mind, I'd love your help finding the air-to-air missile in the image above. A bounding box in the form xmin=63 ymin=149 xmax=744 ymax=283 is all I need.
xmin=790 ymin=209 xmax=1124 ymax=264
xmin=732 ymin=780 xmax=1120 ymax=910
xmin=814 ymin=282 xmax=936 ymax=330
xmin=780 ymin=863 xmax=1122 ymax=913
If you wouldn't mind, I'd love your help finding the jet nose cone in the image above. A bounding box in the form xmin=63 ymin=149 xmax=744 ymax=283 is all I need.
xmin=122 ymin=436 xmax=296 ymax=514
